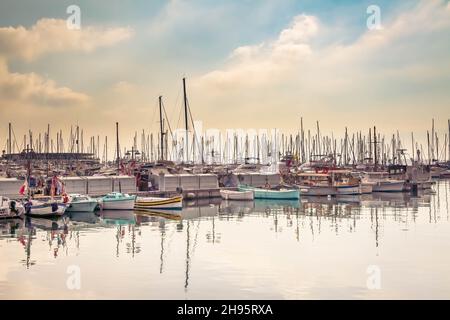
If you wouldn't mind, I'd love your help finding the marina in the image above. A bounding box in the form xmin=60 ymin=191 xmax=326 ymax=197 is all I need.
xmin=0 ymin=180 xmax=449 ymax=299
xmin=1 ymin=0 xmax=450 ymax=304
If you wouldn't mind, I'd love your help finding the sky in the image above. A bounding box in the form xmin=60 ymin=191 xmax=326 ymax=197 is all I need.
xmin=0 ymin=0 xmax=449 ymax=152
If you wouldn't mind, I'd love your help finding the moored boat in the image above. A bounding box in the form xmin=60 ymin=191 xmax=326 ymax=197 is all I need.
xmin=0 ymin=196 xmax=25 ymax=219
xmin=363 ymin=172 xmax=405 ymax=192
xmin=23 ymin=199 xmax=67 ymax=217
xmin=372 ymin=180 xmax=405 ymax=192
xmin=335 ymin=184 xmax=361 ymax=195
xmin=238 ymin=185 xmax=300 ymax=200
xmin=220 ymin=189 xmax=254 ymax=201
xmin=296 ymin=171 xmax=362 ymax=196
xmin=135 ymin=195 xmax=183 ymax=211
xmin=297 ymin=184 xmax=336 ymax=196
xmin=101 ymin=192 xmax=136 ymax=210
xmin=65 ymin=194 xmax=99 ymax=213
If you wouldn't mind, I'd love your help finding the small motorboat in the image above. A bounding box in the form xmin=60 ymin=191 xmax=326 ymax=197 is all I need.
xmin=238 ymin=185 xmax=300 ymax=200
xmin=65 ymin=194 xmax=99 ymax=213
xmin=0 ymin=196 xmax=25 ymax=219
xmin=23 ymin=199 xmax=67 ymax=218
xmin=220 ymin=189 xmax=254 ymax=201
xmin=135 ymin=195 xmax=183 ymax=211
xmin=100 ymin=192 xmax=136 ymax=210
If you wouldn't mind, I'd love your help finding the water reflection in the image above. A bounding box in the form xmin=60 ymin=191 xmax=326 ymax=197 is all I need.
xmin=0 ymin=180 xmax=449 ymax=299
xmin=0 ymin=186 xmax=440 ymax=264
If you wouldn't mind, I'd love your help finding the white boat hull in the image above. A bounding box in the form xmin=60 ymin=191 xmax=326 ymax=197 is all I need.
xmin=25 ymin=201 xmax=67 ymax=217
xmin=336 ymin=185 xmax=361 ymax=195
xmin=372 ymin=181 xmax=405 ymax=192
xmin=220 ymin=190 xmax=254 ymax=201
xmin=102 ymin=199 xmax=135 ymax=210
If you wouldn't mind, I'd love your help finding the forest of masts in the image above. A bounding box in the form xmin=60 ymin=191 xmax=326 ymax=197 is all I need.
xmin=2 ymin=119 xmax=450 ymax=167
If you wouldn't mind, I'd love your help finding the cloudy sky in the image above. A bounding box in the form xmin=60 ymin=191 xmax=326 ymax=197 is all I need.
xmin=0 ymin=0 xmax=449 ymax=151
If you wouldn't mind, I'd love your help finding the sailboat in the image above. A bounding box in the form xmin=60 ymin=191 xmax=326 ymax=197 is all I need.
xmin=21 ymin=162 xmax=67 ymax=218
xmin=23 ymin=199 xmax=67 ymax=217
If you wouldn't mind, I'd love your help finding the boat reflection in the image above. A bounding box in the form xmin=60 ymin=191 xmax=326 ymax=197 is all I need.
xmin=0 ymin=181 xmax=447 ymax=296
xmin=100 ymin=210 xmax=136 ymax=225
xmin=68 ymin=211 xmax=101 ymax=224
xmin=0 ymin=218 xmax=24 ymax=238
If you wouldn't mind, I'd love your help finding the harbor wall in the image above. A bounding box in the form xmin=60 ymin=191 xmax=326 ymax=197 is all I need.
xmin=0 ymin=176 xmax=137 ymax=198
xmin=234 ymin=173 xmax=281 ymax=187
xmin=0 ymin=178 xmax=24 ymax=198
xmin=1 ymin=173 xmax=280 ymax=199
xmin=158 ymin=173 xmax=219 ymax=192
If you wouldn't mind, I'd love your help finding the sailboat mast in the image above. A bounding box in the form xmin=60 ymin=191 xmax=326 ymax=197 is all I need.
xmin=448 ymin=119 xmax=450 ymax=162
xmin=8 ymin=123 xmax=12 ymax=155
xmin=116 ymin=122 xmax=120 ymax=173
xmin=159 ymin=96 xmax=165 ymax=161
xmin=373 ymin=126 xmax=378 ymax=169
xmin=183 ymin=77 xmax=189 ymax=163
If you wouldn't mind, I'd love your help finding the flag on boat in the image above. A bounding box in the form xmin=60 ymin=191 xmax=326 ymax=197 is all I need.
xmin=19 ymin=180 xmax=28 ymax=195
xmin=50 ymin=176 xmax=65 ymax=196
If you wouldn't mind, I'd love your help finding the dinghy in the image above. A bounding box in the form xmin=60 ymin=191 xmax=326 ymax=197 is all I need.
xmin=0 ymin=196 xmax=25 ymax=219
xmin=101 ymin=192 xmax=136 ymax=210
xmin=135 ymin=195 xmax=183 ymax=211
xmin=238 ymin=185 xmax=300 ymax=200
xmin=220 ymin=189 xmax=254 ymax=201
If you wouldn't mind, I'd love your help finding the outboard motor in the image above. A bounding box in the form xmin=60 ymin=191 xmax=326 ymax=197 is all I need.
xmin=51 ymin=202 xmax=58 ymax=212
xmin=9 ymin=200 xmax=17 ymax=214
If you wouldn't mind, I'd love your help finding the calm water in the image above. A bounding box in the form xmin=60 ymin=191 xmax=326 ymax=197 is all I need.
xmin=1 ymin=180 xmax=450 ymax=300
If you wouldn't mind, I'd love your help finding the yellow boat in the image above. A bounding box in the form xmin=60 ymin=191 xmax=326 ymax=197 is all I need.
xmin=134 ymin=195 xmax=183 ymax=211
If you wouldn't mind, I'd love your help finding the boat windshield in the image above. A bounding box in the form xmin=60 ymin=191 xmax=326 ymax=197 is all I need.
xmin=73 ymin=196 xmax=89 ymax=201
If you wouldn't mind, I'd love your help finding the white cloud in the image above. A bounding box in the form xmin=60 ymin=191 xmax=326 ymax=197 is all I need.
xmin=0 ymin=58 xmax=89 ymax=107
xmin=195 ymin=14 xmax=317 ymax=89
xmin=276 ymin=15 xmax=318 ymax=45
xmin=194 ymin=0 xmax=450 ymax=94
xmin=187 ymin=0 xmax=450 ymax=133
xmin=0 ymin=18 xmax=134 ymax=112
xmin=0 ymin=18 xmax=134 ymax=61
